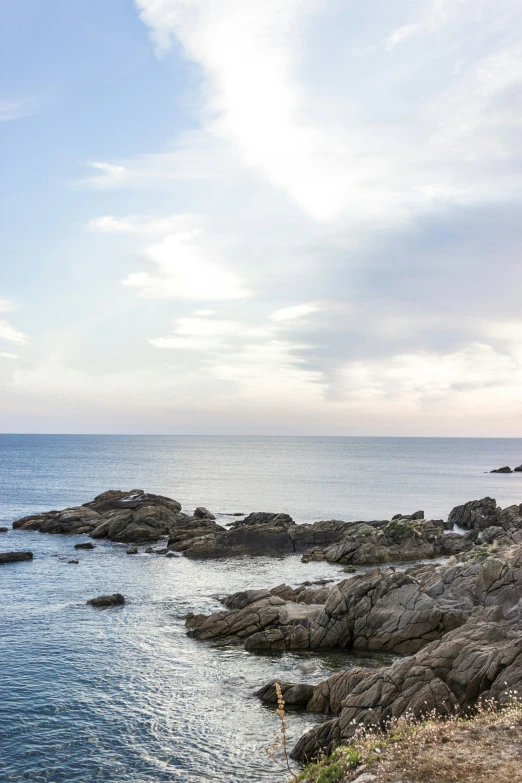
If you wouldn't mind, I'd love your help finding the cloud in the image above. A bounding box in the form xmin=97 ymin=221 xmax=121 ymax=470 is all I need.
xmin=0 ymin=298 xmax=16 ymax=313
xmin=0 ymin=99 xmax=28 ymax=122
xmin=87 ymin=213 xmax=192 ymax=234
xmin=150 ymin=316 xmax=243 ymax=350
xmin=339 ymin=343 xmax=521 ymax=411
xmin=84 ymin=161 xmax=127 ymax=188
xmin=122 ymin=228 xmax=251 ymax=300
xmin=0 ymin=352 xmax=20 ymax=360
xmin=269 ymin=303 xmax=318 ymax=322
xmin=0 ymin=319 xmax=27 ymax=345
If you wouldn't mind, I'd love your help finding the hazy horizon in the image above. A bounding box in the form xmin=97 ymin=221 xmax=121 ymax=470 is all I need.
xmin=2 ymin=1 xmax=522 ymax=436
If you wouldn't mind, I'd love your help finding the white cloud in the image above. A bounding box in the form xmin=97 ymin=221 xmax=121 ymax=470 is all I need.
xmin=85 ymin=161 xmax=127 ymax=188
xmin=150 ymin=316 xmax=243 ymax=350
xmin=88 ymin=213 xmax=191 ymax=234
xmin=339 ymin=343 xmax=520 ymax=411
xmin=385 ymin=23 xmax=422 ymax=50
xmin=0 ymin=298 xmax=16 ymax=313
xmin=0 ymin=99 xmax=27 ymax=122
xmin=0 ymin=319 xmax=27 ymax=345
xmin=0 ymin=352 xmax=20 ymax=360
xmin=194 ymin=309 xmax=215 ymax=316
xmin=210 ymin=339 xmax=325 ymax=406
xmin=122 ymin=229 xmax=251 ymax=300
xmin=269 ymin=303 xmax=318 ymax=322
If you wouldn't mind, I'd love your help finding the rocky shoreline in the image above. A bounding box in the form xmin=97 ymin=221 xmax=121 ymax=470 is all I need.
xmin=9 ymin=490 xmax=522 ymax=768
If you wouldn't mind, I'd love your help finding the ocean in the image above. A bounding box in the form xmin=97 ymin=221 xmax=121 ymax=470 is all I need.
xmin=1 ymin=435 xmax=522 ymax=782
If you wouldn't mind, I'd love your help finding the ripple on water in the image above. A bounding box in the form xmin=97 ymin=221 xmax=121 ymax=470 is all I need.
xmin=0 ymin=529 xmax=396 ymax=783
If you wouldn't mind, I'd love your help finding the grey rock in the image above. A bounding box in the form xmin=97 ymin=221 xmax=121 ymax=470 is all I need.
xmin=0 ymin=551 xmax=33 ymax=564
xmin=14 ymin=490 xmax=184 ymax=545
xmin=194 ymin=506 xmax=216 ymax=520
xmin=87 ymin=593 xmax=125 ymax=607
xmin=490 ymin=466 xmax=513 ymax=473
xmin=68 ymin=559 xmax=79 ymax=564
xmin=255 ymin=680 xmax=315 ymax=708
xmin=126 ymin=546 xmax=138 ymax=554
xmin=74 ymin=542 xmax=95 ymax=550
xmin=0 ymin=527 xmax=8 ymax=533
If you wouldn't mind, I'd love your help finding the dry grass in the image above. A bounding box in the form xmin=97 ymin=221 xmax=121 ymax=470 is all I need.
xmin=296 ymin=698 xmax=522 ymax=783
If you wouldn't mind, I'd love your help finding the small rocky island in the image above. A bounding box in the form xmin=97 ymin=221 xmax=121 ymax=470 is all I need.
xmin=11 ymin=490 xmax=522 ymax=769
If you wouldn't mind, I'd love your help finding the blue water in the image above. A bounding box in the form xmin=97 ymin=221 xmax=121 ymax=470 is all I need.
xmin=1 ymin=435 xmax=522 ymax=783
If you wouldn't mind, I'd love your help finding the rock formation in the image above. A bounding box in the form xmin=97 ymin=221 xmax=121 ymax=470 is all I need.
xmin=87 ymin=593 xmax=125 ymax=607
xmin=184 ymin=497 xmax=522 ymax=763
xmin=0 ymin=551 xmax=33 ymax=564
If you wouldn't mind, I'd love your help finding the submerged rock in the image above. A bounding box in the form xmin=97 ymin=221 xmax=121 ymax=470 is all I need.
xmin=74 ymin=541 xmax=95 ymax=550
xmin=0 ymin=551 xmax=33 ymax=564
xmin=0 ymin=527 xmax=8 ymax=533
xmin=87 ymin=593 xmax=125 ymax=607
xmin=126 ymin=546 xmax=138 ymax=554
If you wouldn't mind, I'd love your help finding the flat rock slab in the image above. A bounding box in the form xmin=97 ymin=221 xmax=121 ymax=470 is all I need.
xmin=0 ymin=551 xmax=33 ymax=564
xmin=74 ymin=542 xmax=95 ymax=549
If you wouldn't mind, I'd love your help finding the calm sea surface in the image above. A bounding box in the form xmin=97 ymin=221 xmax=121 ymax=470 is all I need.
xmin=1 ymin=435 xmax=522 ymax=782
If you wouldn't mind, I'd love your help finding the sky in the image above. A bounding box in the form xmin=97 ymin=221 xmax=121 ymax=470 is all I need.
xmin=1 ymin=0 xmax=522 ymax=435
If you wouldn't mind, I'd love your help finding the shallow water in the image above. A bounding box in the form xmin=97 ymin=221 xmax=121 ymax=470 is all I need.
xmin=1 ymin=435 xmax=522 ymax=782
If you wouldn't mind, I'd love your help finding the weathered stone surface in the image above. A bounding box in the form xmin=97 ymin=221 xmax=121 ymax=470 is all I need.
xmin=87 ymin=593 xmax=125 ymax=607
xmin=285 ymin=541 xmax=522 ymax=761
xmin=194 ymin=507 xmax=216 ymax=520
xmin=0 ymin=551 xmax=33 ymax=564
xmin=13 ymin=506 xmax=101 ymax=535
xmin=255 ymin=680 xmax=315 ymax=708
xmin=13 ymin=490 xmax=185 ymax=544
xmin=448 ymin=497 xmax=522 ymax=533
xmin=322 ymin=518 xmax=474 ymax=565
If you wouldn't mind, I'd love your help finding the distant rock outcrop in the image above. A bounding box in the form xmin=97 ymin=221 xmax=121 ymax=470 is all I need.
xmin=0 ymin=551 xmax=33 ymax=564
xmin=87 ymin=593 xmax=125 ymax=607
xmin=490 ymin=466 xmax=513 ymax=473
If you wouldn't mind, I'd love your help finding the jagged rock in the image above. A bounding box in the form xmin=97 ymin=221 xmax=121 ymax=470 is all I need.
xmin=265 ymin=540 xmax=522 ymax=762
xmin=68 ymin=559 xmax=79 ymax=564
xmin=0 ymin=551 xmax=33 ymax=564
xmin=322 ymin=518 xmax=473 ymax=565
xmin=87 ymin=593 xmax=125 ymax=607
xmin=448 ymin=497 xmax=522 ymax=532
xmin=13 ymin=506 xmax=101 ymax=535
xmin=74 ymin=541 xmax=95 ymax=550
xmin=490 ymin=466 xmax=513 ymax=473
xmin=194 ymin=507 xmax=215 ymax=520
xmin=448 ymin=497 xmax=500 ymax=530
xmin=13 ymin=490 xmax=184 ymax=544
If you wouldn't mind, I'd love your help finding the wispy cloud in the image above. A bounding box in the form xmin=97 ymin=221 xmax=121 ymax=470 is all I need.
xmin=269 ymin=303 xmax=318 ymax=322
xmin=0 ymin=99 xmax=28 ymax=122
xmin=0 ymin=319 xmax=27 ymax=345
xmin=122 ymin=226 xmax=251 ymax=300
